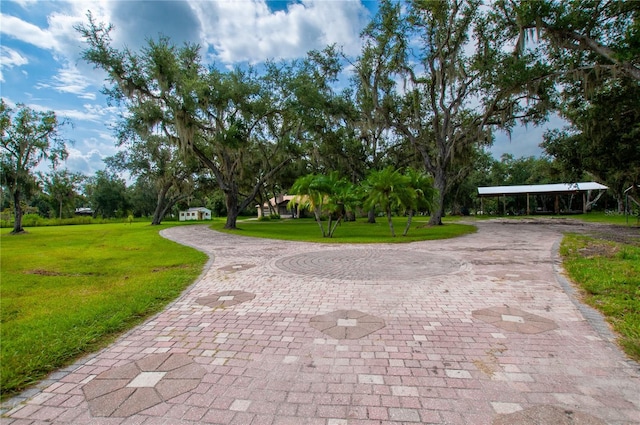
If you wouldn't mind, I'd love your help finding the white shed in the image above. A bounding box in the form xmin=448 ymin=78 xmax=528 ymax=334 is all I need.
xmin=179 ymin=207 xmax=212 ymax=221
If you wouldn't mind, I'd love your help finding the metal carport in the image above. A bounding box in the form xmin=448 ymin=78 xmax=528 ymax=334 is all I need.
xmin=477 ymin=182 xmax=608 ymax=215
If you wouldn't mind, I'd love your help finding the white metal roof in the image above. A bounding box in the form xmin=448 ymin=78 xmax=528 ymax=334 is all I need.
xmin=478 ymin=182 xmax=608 ymax=196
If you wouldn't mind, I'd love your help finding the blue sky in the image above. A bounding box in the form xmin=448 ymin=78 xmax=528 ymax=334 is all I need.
xmin=1 ymin=0 xmax=559 ymax=176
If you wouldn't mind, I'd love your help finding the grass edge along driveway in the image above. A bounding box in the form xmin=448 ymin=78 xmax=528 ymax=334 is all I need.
xmin=0 ymin=222 xmax=208 ymax=399
xmin=560 ymin=233 xmax=640 ymax=362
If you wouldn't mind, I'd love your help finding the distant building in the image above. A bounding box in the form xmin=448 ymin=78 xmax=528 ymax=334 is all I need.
xmin=75 ymin=207 xmax=94 ymax=216
xmin=179 ymin=207 xmax=212 ymax=221
xmin=477 ymin=182 xmax=608 ymax=215
xmin=256 ymin=194 xmax=312 ymax=218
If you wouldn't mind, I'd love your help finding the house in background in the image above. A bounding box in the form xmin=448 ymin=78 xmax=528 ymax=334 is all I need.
xmin=256 ymin=194 xmax=310 ymax=218
xmin=179 ymin=207 xmax=212 ymax=221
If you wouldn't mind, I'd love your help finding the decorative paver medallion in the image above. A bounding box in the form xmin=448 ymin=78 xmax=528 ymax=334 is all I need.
xmin=276 ymin=249 xmax=461 ymax=281
xmin=472 ymin=306 xmax=558 ymax=334
xmin=196 ymin=290 xmax=255 ymax=309
xmin=493 ymin=405 xmax=606 ymax=425
xmin=217 ymin=263 xmax=256 ymax=273
xmin=82 ymin=353 xmax=205 ymax=417
xmin=310 ymin=310 xmax=385 ymax=339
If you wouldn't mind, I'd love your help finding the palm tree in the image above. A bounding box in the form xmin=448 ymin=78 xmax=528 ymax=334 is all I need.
xmin=362 ymin=166 xmax=413 ymax=237
xmin=325 ymin=174 xmax=359 ymax=237
xmin=402 ymin=167 xmax=438 ymax=236
xmin=289 ymin=172 xmax=358 ymax=238
xmin=289 ymin=173 xmax=331 ymax=236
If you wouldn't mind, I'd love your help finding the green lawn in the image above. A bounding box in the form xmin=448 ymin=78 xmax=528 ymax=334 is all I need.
xmin=214 ymin=216 xmax=476 ymax=243
xmin=559 ymin=234 xmax=640 ymax=362
xmin=0 ymin=223 xmax=207 ymax=399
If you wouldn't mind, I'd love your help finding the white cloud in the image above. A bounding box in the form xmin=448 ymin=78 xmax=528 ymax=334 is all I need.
xmin=35 ymin=63 xmax=96 ymax=99
xmin=12 ymin=0 xmax=39 ymax=8
xmin=0 ymin=46 xmax=28 ymax=82
xmin=64 ymin=146 xmax=111 ymax=175
xmin=24 ymin=101 xmax=117 ymax=124
xmin=193 ymin=0 xmax=369 ymax=65
xmin=0 ymin=13 xmax=59 ymax=50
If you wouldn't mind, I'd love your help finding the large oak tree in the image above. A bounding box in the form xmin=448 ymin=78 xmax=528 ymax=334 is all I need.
xmin=78 ymin=17 xmax=301 ymax=229
xmin=0 ymin=100 xmax=68 ymax=233
xmin=357 ymin=0 xmax=553 ymax=225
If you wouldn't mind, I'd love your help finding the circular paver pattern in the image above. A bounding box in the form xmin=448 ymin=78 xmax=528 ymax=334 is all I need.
xmin=309 ymin=309 xmax=386 ymax=339
xmin=493 ymin=405 xmax=607 ymax=425
xmin=275 ymin=249 xmax=462 ymax=281
xmin=82 ymin=353 xmax=205 ymax=417
xmin=196 ymin=290 xmax=256 ymax=309
xmin=472 ymin=306 xmax=559 ymax=334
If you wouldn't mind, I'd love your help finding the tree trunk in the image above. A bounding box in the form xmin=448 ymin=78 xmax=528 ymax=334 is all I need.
xmin=367 ymin=207 xmax=376 ymax=223
xmin=328 ymin=216 xmax=342 ymax=238
xmin=429 ymin=172 xmax=446 ymax=226
xmin=224 ymin=188 xmax=240 ymax=229
xmin=11 ymin=190 xmax=24 ymax=234
xmin=403 ymin=209 xmax=414 ymax=236
xmin=617 ymin=196 xmax=624 ymax=214
xmin=151 ymin=185 xmax=170 ymax=225
xmin=314 ymin=207 xmax=327 ymax=237
xmin=386 ymin=207 xmax=396 ymax=237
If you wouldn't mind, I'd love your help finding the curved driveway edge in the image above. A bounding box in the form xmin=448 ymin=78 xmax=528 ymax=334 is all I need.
xmin=2 ymin=221 xmax=639 ymax=424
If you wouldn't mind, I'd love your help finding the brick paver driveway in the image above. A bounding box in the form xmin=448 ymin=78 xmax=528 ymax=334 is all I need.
xmin=3 ymin=220 xmax=639 ymax=424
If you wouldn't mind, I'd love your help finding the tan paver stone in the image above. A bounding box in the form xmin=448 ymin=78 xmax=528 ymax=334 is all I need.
xmin=136 ymin=353 xmax=172 ymax=371
xmin=82 ymin=378 xmax=130 ymax=401
xmin=157 ymin=354 xmax=193 ymax=372
xmin=81 ymin=353 xmax=206 ymax=417
xmin=493 ymin=404 xmax=607 ymax=424
xmin=218 ymin=263 xmax=256 ymax=273
xmin=196 ymin=290 xmax=256 ymax=309
xmin=86 ymin=387 xmax=135 ymax=417
xmin=310 ymin=310 xmax=385 ymax=340
xmin=155 ymin=378 xmax=200 ymax=400
xmin=95 ymin=361 xmax=140 ymax=380
xmin=113 ymin=387 xmax=161 ymax=417
xmin=472 ymin=306 xmax=559 ymax=334
xmin=389 ymin=407 xmax=421 ymax=422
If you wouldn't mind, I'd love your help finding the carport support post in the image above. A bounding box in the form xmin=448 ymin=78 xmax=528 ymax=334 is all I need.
xmin=526 ymin=193 xmax=530 ymax=215
xmin=583 ymin=192 xmax=587 ymax=214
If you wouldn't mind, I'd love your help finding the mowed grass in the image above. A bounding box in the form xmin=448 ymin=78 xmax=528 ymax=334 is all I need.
xmin=560 ymin=234 xmax=640 ymax=362
xmin=214 ymin=216 xmax=476 ymax=243
xmin=0 ymin=223 xmax=207 ymax=399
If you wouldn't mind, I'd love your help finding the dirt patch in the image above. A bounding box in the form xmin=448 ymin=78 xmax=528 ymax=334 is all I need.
xmin=586 ymin=227 xmax=640 ymax=246
xmin=578 ymin=241 xmax=620 ymax=258
xmin=490 ymin=218 xmax=640 ymax=246
xmin=25 ymin=269 xmax=64 ymax=276
xmin=151 ymin=264 xmax=192 ymax=273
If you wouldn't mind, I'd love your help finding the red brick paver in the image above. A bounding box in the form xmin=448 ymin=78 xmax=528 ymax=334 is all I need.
xmin=2 ymin=221 xmax=639 ymax=424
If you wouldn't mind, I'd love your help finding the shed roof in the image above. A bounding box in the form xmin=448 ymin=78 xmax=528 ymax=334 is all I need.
xmin=478 ymin=182 xmax=608 ymax=196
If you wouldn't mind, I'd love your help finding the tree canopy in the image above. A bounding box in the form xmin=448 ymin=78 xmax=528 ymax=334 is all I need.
xmin=0 ymin=100 xmax=68 ymax=233
xmin=3 ymin=2 xmax=629 ymax=228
